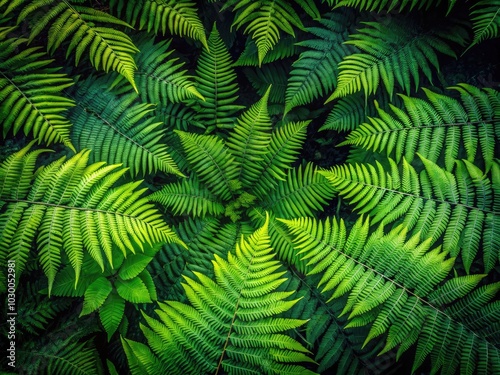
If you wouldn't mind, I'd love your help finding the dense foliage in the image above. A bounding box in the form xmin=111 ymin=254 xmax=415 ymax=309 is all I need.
xmin=0 ymin=0 xmax=499 ymax=374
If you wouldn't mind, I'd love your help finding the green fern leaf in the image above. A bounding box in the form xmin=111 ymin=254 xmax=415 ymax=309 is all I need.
xmin=0 ymin=38 xmax=75 ymax=150
xmin=227 ymin=86 xmax=272 ymax=188
xmin=227 ymin=0 xmax=319 ymax=65
xmin=320 ymin=156 xmax=500 ymax=273
xmin=192 ymin=24 xmax=244 ymax=130
xmin=122 ymin=215 xmax=317 ymax=374
xmin=328 ymin=0 xmax=456 ymax=13
xmin=235 ymin=35 xmax=298 ymax=67
xmin=244 ymin=61 xmax=290 ymax=104
xmin=46 ymin=338 xmax=103 ymax=375
xmin=468 ymin=0 xmax=500 ymax=49
xmin=132 ymin=36 xmax=204 ymax=104
xmin=119 ymin=253 xmax=154 ymax=280
xmin=0 ymin=144 xmax=184 ymax=295
xmin=281 ymin=215 xmax=500 ymax=374
xmin=109 ymin=0 xmax=208 ymax=50
xmin=80 ymin=276 xmax=113 ymax=316
xmin=285 ymin=11 xmax=356 ymax=114
xmin=175 ymin=130 xmax=239 ymax=201
xmin=150 ymin=175 xmax=225 ymax=218
xmin=116 ymin=276 xmax=152 ymax=303
xmin=326 ymin=19 xmax=464 ymax=102
xmin=261 ymin=163 xmax=336 ymax=219
xmin=69 ymin=78 xmax=183 ymax=177
xmin=99 ymin=291 xmax=125 ymax=341
xmin=14 ymin=0 xmax=139 ymax=91
xmin=340 ymin=85 xmax=500 ymax=171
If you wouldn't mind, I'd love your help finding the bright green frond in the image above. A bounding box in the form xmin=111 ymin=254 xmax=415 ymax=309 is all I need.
xmin=69 ymin=77 xmax=183 ymax=177
xmin=340 ymin=85 xmax=499 ymax=171
xmin=0 ymin=144 xmax=184 ymax=295
xmin=123 ymin=216 xmax=316 ymax=374
xmin=320 ymin=156 xmax=500 ymax=273
xmin=109 ymin=0 xmax=208 ymax=50
xmin=16 ymin=0 xmax=139 ymax=91
xmin=281 ymin=215 xmax=500 ymax=374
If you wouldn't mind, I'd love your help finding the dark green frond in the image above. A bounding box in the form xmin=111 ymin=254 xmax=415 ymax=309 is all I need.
xmin=226 ymin=86 xmax=273 ymax=188
xmin=0 ymin=144 xmax=184 ymax=294
xmin=132 ymin=36 xmax=204 ymax=104
xmin=252 ymin=121 xmax=309 ymax=197
xmin=69 ymin=78 xmax=183 ymax=177
xmin=328 ymin=0 xmax=456 ymax=13
xmin=150 ymin=175 xmax=224 ymax=218
xmin=46 ymin=338 xmax=104 ymax=375
xmin=109 ymin=0 xmax=208 ymax=50
xmin=260 ymin=163 xmax=336 ymax=219
xmin=228 ymin=0 xmax=318 ymax=65
xmin=244 ymin=60 xmax=290 ymax=104
xmin=340 ymin=85 xmax=500 ymax=171
xmin=14 ymin=0 xmax=139 ymax=91
xmin=281 ymin=215 xmax=500 ymax=374
xmin=285 ymin=11 xmax=356 ymax=114
xmin=320 ymin=156 xmax=500 ymax=273
xmin=326 ymin=19 xmax=465 ymax=102
xmin=123 ymin=216 xmax=317 ymax=374
xmin=0 ymin=37 xmax=75 ymax=150
xmin=175 ymin=130 xmax=239 ymax=201
xmin=468 ymin=0 xmax=500 ymax=49
xmin=192 ymin=24 xmax=243 ymax=130
xmin=235 ymin=35 xmax=298 ymax=67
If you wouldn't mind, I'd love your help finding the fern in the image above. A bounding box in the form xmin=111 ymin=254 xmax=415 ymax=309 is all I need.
xmin=69 ymin=77 xmax=183 ymax=177
xmin=320 ymin=156 xmax=500 ymax=273
xmin=109 ymin=0 xmax=208 ymax=50
xmin=224 ymin=0 xmax=320 ymax=65
xmin=326 ymin=18 xmax=465 ymax=102
xmin=5 ymin=0 xmax=139 ymax=91
xmin=468 ymin=0 xmax=500 ymax=49
xmin=327 ymin=0 xmax=457 ymax=13
xmin=339 ymin=85 xmax=500 ymax=171
xmin=234 ymin=35 xmax=298 ymax=67
xmin=122 ymin=216 xmax=317 ymax=375
xmin=285 ymin=11 xmax=356 ymax=114
xmin=281 ymin=215 xmax=500 ymax=374
xmin=131 ymin=36 xmax=204 ymax=104
xmin=244 ymin=61 xmax=290 ymax=104
xmin=0 ymin=143 xmax=184 ymax=294
xmin=0 ymin=34 xmax=75 ymax=150
xmin=191 ymin=24 xmax=244 ymax=130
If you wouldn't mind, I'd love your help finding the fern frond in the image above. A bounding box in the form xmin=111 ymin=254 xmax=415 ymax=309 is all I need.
xmin=123 ymin=215 xmax=317 ymax=374
xmin=326 ymin=19 xmax=465 ymax=102
xmin=109 ymin=0 xmax=208 ymax=50
xmin=234 ymin=35 xmax=298 ymax=66
xmin=150 ymin=175 xmax=225 ymax=218
xmin=15 ymin=0 xmax=139 ymax=91
xmin=192 ymin=24 xmax=244 ymax=130
xmin=226 ymin=86 xmax=272 ymax=188
xmin=320 ymin=156 xmax=500 ymax=273
xmin=285 ymin=11 xmax=356 ymax=114
xmin=244 ymin=61 xmax=290 ymax=104
xmin=281 ymin=215 xmax=500 ymax=374
xmin=227 ymin=0 xmax=319 ymax=65
xmin=260 ymin=163 xmax=336 ymax=219
xmin=252 ymin=121 xmax=309 ymax=197
xmin=328 ymin=0 xmax=456 ymax=13
xmin=340 ymin=85 xmax=500 ymax=171
xmin=69 ymin=78 xmax=183 ymax=177
xmin=0 ymin=38 xmax=75 ymax=150
xmin=46 ymin=338 xmax=103 ymax=375
xmin=175 ymin=130 xmax=239 ymax=201
xmin=132 ymin=36 xmax=204 ymax=104
xmin=0 ymin=144 xmax=184 ymax=294
xmin=468 ymin=0 xmax=500 ymax=49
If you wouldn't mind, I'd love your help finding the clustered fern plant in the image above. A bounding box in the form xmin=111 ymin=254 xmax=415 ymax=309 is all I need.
xmin=0 ymin=0 xmax=499 ymax=374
